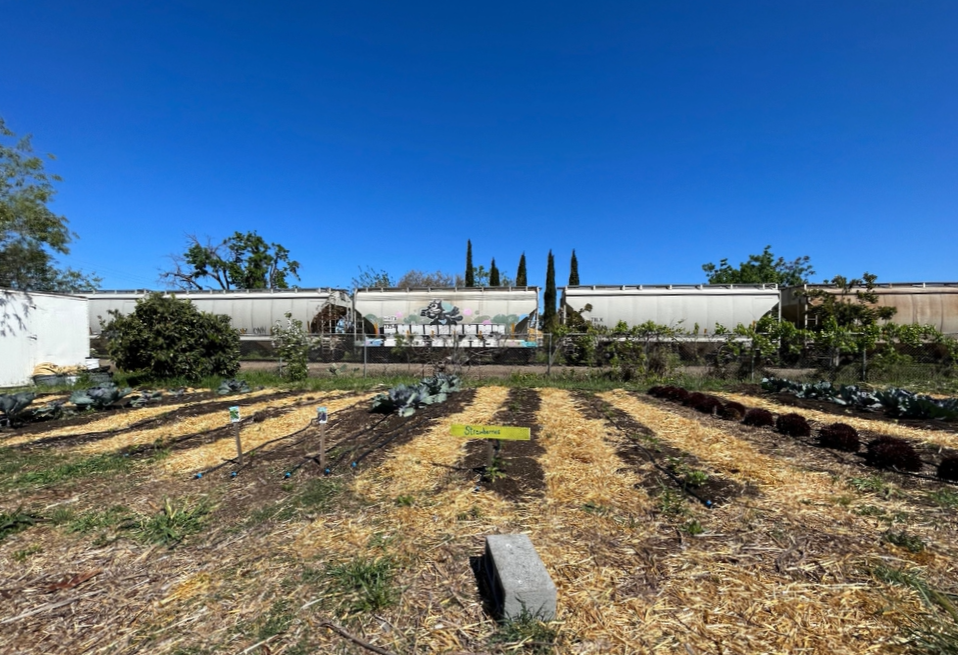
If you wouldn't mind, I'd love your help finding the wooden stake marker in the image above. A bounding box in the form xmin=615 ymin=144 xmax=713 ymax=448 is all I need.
xmin=229 ymin=406 xmax=242 ymax=468
xmin=317 ymin=406 xmax=328 ymax=472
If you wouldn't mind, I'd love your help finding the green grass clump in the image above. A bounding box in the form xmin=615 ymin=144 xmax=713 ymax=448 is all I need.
xmin=0 ymin=508 xmax=41 ymax=541
xmin=883 ymin=530 xmax=926 ymax=553
xmin=326 ymin=556 xmax=397 ymax=614
xmin=490 ymin=608 xmax=560 ymax=655
xmin=136 ymin=497 xmax=210 ymax=547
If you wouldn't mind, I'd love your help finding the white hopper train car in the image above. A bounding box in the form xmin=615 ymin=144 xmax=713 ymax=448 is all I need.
xmin=561 ymin=284 xmax=781 ymax=337
xmin=354 ymin=287 xmax=540 ymax=347
xmin=80 ymin=288 xmax=352 ymax=339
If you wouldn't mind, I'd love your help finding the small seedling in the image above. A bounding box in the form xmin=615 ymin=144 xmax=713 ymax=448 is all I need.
xmin=582 ymin=500 xmax=610 ymax=516
xmin=848 ymin=475 xmax=888 ymax=495
xmin=684 ymin=470 xmax=709 ymax=488
xmin=13 ymin=544 xmax=42 ymax=562
xmin=394 ymin=495 xmax=414 ymax=507
xmin=484 ymin=457 xmax=507 ymax=482
xmin=682 ymin=520 xmax=704 ymax=535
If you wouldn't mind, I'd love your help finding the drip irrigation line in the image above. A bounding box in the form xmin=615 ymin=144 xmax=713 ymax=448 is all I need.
xmin=595 ymin=396 xmax=715 ymax=508
xmin=194 ymin=421 xmax=324 ymax=479
xmin=333 ymin=413 xmax=436 ymax=470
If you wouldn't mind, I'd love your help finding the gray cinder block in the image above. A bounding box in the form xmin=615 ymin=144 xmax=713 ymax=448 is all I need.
xmin=483 ymin=534 xmax=557 ymax=621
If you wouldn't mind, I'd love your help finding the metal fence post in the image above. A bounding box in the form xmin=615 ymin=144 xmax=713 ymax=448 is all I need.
xmin=547 ymin=333 xmax=553 ymax=377
xmin=363 ymin=335 xmax=367 ymax=379
xmin=862 ymin=347 xmax=867 ymax=382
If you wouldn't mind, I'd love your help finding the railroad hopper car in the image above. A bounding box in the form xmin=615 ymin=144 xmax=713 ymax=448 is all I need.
xmin=781 ymin=282 xmax=958 ymax=336
xmin=561 ymin=284 xmax=781 ymax=337
xmin=354 ymin=287 xmax=539 ymax=347
xmin=80 ymin=288 xmax=352 ymax=339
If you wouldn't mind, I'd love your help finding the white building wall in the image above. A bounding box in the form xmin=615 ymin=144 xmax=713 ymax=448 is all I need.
xmin=0 ymin=290 xmax=90 ymax=387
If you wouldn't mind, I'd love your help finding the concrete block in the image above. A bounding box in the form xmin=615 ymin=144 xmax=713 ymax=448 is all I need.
xmin=483 ymin=534 xmax=557 ymax=621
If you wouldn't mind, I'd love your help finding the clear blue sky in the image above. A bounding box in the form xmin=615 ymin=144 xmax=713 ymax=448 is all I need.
xmin=2 ymin=1 xmax=956 ymax=290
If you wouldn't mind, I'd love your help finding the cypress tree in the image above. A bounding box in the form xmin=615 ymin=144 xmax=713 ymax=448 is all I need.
xmin=569 ymin=249 xmax=580 ymax=286
xmin=543 ymin=250 xmax=557 ymax=332
xmin=465 ymin=240 xmax=474 ymax=287
xmin=490 ymin=258 xmax=500 ymax=286
xmin=516 ymin=253 xmax=527 ymax=286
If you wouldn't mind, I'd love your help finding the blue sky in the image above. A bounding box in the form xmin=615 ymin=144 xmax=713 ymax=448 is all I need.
xmin=2 ymin=1 xmax=956 ymax=290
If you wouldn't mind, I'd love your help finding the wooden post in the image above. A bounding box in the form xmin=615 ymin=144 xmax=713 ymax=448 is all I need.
xmin=229 ymin=406 xmax=242 ymax=468
xmin=317 ymin=405 xmax=328 ymax=471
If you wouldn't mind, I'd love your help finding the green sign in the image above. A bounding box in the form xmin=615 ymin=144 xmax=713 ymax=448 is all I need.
xmin=229 ymin=406 xmax=240 ymax=423
xmin=450 ymin=424 xmax=530 ymax=441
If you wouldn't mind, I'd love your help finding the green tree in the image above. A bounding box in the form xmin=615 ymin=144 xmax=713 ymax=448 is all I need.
xmin=395 ymin=270 xmax=455 ymax=287
xmin=807 ymin=273 xmax=897 ymax=328
xmin=102 ymin=293 xmax=240 ymax=381
xmin=0 ymin=117 xmax=100 ymax=292
xmin=489 ymin=258 xmax=500 ymax=286
xmin=702 ymin=245 xmax=813 ymax=286
xmin=465 ymin=240 xmax=475 ymax=287
xmin=516 ymin=253 xmax=527 ymax=286
xmin=162 ymin=231 xmax=300 ymax=290
xmin=352 ymin=266 xmax=393 ymax=289
xmin=569 ymin=249 xmax=580 ymax=286
xmin=542 ymin=250 xmax=557 ymax=332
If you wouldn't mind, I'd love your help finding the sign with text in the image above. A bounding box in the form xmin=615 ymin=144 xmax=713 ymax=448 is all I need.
xmin=229 ymin=406 xmax=241 ymax=423
xmin=450 ymin=424 xmax=530 ymax=441
xmin=317 ymin=406 xmax=328 ymax=424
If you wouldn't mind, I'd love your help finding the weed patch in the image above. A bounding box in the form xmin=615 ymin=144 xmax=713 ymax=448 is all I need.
xmin=137 ymin=497 xmax=210 ymax=547
xmin=325 ymin=556 xmax=397 ymax=614
xmin=490 ymin=608 xmax=560 ymax=654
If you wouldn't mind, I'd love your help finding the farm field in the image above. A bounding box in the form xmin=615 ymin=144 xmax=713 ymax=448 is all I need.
xmin=2 ymin=382 xmax=957 ymax=654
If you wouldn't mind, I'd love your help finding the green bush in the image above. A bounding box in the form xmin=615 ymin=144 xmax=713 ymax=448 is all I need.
xmin=102 ymin=293 xmax=240 ymax=381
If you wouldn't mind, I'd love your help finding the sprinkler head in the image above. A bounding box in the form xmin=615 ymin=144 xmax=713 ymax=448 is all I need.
xmin=706 ymin=500 xmax=713 ymax=508
xmin=324 ymin=468 xmax=331 ymax=475
xmin=230 ymin=471 xmax=237 ymax=478
xmin=284 ymin=471 xmax=291 ymax=478
xmin=351 ymin=462 xmax=357 ymax=468
xmin=195 ymin=473 xmax=203 ymax=479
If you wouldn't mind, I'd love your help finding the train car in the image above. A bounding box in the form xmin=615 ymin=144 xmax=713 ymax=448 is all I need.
xmin=782 ymin=282 xmax=958 ymax=336
xmin=353 ymin=287 xmax=539 ymax=347
xmin=80 ymin=288 xmax=352 ymax=339
xmin=561 ymin=284 xmax=781 ymax=336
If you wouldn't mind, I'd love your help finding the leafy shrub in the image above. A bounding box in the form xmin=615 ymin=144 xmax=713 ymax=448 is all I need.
xmin=818 ymin=423 xmax=860 ymax=452
xmin=776 ymin=413 xmax=811 ymax=437
xmin=719 ymin=401 xmax=747 ymax=421
xmin=692 ymin=395 xmax=723 ymax=415
xmin=271 ymin=312 xmax=311 ymax=381
xmin=743 ymin=408 xmax=775 ymax=427
xmin=937 ymin=455 xmax=958 ymax=481
xmin=865 ymin=436 xmax=923 ymax=472
xmin=683 ymin=392 xmax=706 ymax=408
xmin=102 ymin=293 xmax=240 ymax=381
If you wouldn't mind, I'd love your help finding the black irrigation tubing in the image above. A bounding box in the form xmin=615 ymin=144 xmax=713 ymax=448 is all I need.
xmin=594 ymin=395 xmax=716 ymax=509
xmin=282 ymin=414 xmax=393 ymax=478
xmin=333 ymin=413 xmax=438 ymax=471
xmin=192 ymin=413 xmax=320 ymax=479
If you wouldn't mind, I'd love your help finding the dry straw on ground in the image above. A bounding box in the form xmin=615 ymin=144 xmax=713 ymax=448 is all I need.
xmin=162 ymin=392 xmax=374 ymax=474
xmin=717 ymin=390 xmax=958 ymax=450
xmin=600 ymin=390 xmax=944 ymax=654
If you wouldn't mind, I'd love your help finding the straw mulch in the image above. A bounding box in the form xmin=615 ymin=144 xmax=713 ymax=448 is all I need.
xmin=2 ymin=388 xmax=282 ymax=449
xmin=599 ymin=390 xmax=944 ymax=654
xmin=70 ymin=392 xmax=326 ymax=457
xmin=161 ymin=392 xmax=375 ymax=474
xmin=717 ymin=391 xmax=958 ymax=451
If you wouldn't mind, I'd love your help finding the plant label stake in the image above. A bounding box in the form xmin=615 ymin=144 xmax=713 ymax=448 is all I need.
xmin=450 ymin=424 xmax=530 ymax=480
xmin=317 ymin=406 xmax=328 ymax=471
xmin=229 ymin=406 xmax=243 ymax=468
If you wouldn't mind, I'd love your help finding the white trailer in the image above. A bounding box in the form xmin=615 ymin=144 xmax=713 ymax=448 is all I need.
xmin=561 ymin=284 xmax=781 ymax=336
xmin=81 ymin=289 xmax=352 ymax=339
xmin=0 ymin=289 xmax=91 ymax=388
xmin=354 ymin=287 xmax=539 ymax=347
